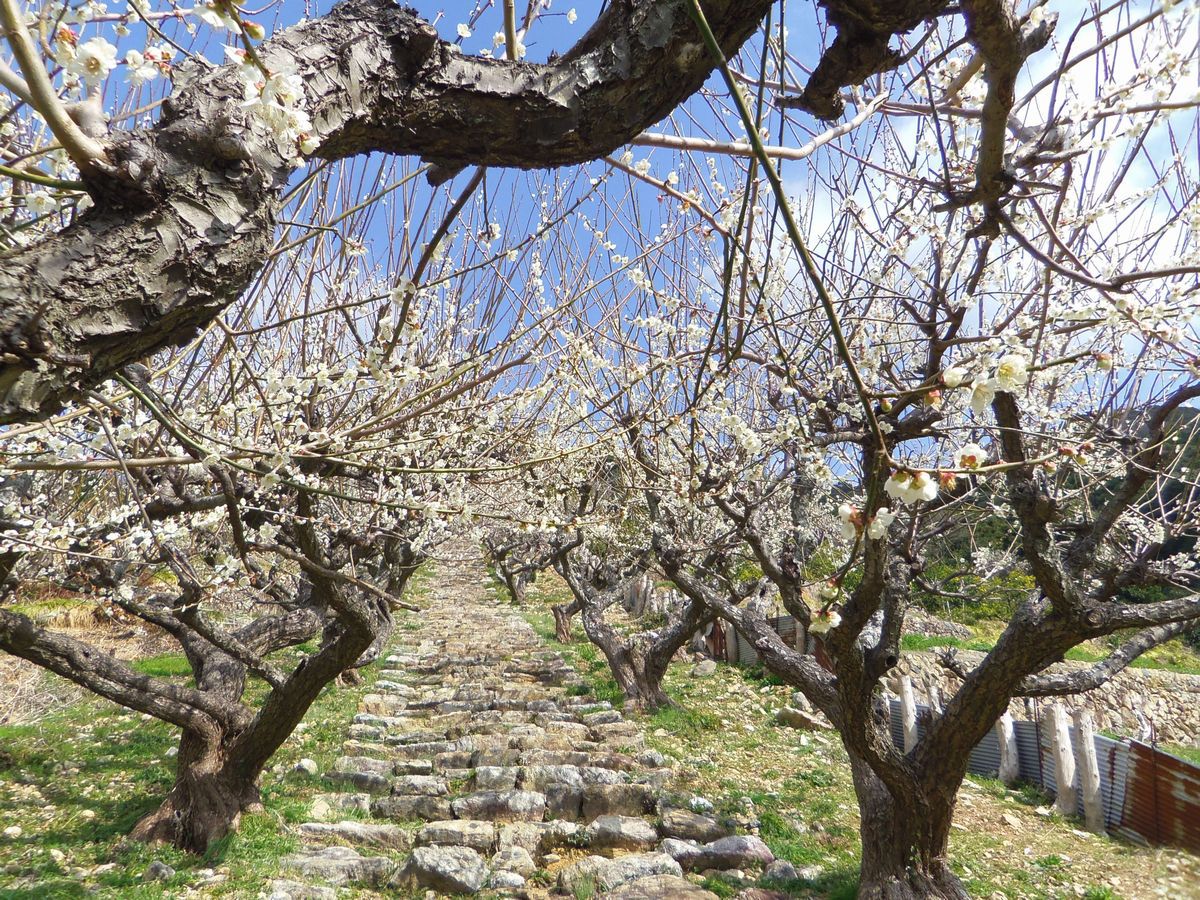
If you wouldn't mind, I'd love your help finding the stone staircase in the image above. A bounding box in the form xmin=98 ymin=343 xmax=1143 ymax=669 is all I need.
xmin=268 ymin=567 xmax=778 ymax=898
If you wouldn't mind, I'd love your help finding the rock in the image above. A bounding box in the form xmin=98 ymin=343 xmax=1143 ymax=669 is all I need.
xmin=688 ymin=796 xmax=715 ymax=814
xmin=690 ymin=835 xmax=774 ymax=871
xmin=294 ymin=758 xmax=319 ymax=776
xmin=391 ymin=774 xmax=447 ymax=796
xmin=143 ymin=861 xmax=175 ymax=881
xmin=763 ymin=859 xmax=799 ymax=881
xmin=487 ymin=869 xmax=527 ymax=889
xmin=396 ymin=845 xmax=487 ymax=894
xmin=608 ymin=874 xmax=720 ymax=899
xmin=776 ymin=707 xmax=830 ymax=731
xmin=490 ymin=846 xmax=536 ymax=876
xmin=582 ymin=710 xmax=624 ymax=726
xmin=732 ymin=890 xmax=792 ymax=900
xmin=474 ymin=765 xmax=519 ymax=791
xmin=266 ymin=878 xmax=338 ymax=900
xmin=637 ymin=749 xmax=668 ymax=768
xmin=691 ymin=659 xmax=718 ymax=677
xmin=325 ymin=757 xmax=392 ymax=794
xmin=297 ymin=820 xmax=410 ymax=851
xmin=395 ymin=759 xmax=434 ymax=776
xmin=1002 ymin=813 xmax=1022 ymax=827
xmin=521 ymin=764 xmax=584 ymax=791
xmin=417 ymin=819 xmax=497 ymax=852
xmin=660 ymin=838 xmax=703 ymax=868
xmin=451 ymin=789 xmax=546 ymax=822
xmin=310 ymin=793 xmax=370 ymax=821
xmin=370 ymin=795 xmax=453 ymax=821
xmin=581 ymin=783 xmax=656 ymax=819
xmin=282 ymin=846 xmax=396 ymax=887
xmin=660 ymin=808 xmax=732 ymax=843
xmin=558 ymin=852 xmax=684 ymax=893
xmin=585 ymin=814 xmax=659 ymax=852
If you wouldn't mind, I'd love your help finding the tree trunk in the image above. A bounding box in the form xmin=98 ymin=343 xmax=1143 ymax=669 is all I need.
xmin=502 ymin=569 xmax=527 ymax=605
xmin=849 ymin=755 xmax=967 ymax=900
xmin=130 ymin=727 xmax=261 ymax=853
xmin=552 ymin=602 xmax=578 ymax=642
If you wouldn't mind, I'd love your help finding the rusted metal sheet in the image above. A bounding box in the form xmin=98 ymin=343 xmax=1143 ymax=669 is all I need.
xmin=1118 ymin=741 xmax=1200 ymax=854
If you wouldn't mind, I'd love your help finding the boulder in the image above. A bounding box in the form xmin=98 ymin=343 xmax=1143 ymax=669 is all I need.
xmin=396 ymin=845 xmax=487 ymax=894
xmin=451 ymin=789 xmax=546 ymax=822
xmin=281 ymin=846 xmax=396 ymax=887
xmin=585 ymin=814 xmax=659 ymax=852
xmin=558 ymin=852 xmax=683 ymax=893
xmin=693 ymin=835 xmax=775 ymax=871
xmin=581 ymin=783 xmax=656 ymax=819
xmin=370 ymin=795 xmax=453 ymax=821
xmin=660 ymin=808 xmax=732 ymax=843
xmin=416 ymin=819 xmax=497 ymax=852
xmin=490 ymin=845 xmax=536 ymax=876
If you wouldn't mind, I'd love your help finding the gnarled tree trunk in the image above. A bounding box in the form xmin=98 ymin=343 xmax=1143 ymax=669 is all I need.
xmin=848 ymin=754 xmax=966 ymax=900
xmin=552 ymin=598 xmax=581 ymax=643
xmin=130 ymin=726 xmax=260 ymax=853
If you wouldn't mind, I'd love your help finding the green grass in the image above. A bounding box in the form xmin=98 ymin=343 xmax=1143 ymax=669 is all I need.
xmin=0 ymin=562 xmax=438 ymax=900
xmin=129 ymin=653 xmax=193 ymax=679
xmin=901 ymin=634 xmax=994 ymax=653
xmin=1162 ymin=743 xmax=1200 ymax=766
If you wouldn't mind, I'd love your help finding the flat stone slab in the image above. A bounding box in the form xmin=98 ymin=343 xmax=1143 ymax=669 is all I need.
xmin=608 ymin=875 xmax=720 ymax=899
xmin=396 ymin=845 xmax=487 ymax=894
xmin=281 ymin=845 xmax=396 ymax=887
xmin=297 ymin=820 xmax=410 ymax=851
xmin=585 ymin=814 xmax=659 ymax=852
xmin=660 ymin=808 xmax=733 ymax=843
xmin=451 ymin=789 xmax=546 ymax=822
xmin=266 ymin=879 xmax=338 ymax=900
xmin=558 ymin=852 xmax=683 ymax=893
xmin=416 ymin=819 xmax=497 ymax=852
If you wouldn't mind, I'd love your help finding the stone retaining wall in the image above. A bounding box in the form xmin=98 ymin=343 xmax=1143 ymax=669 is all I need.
xmin=897 ymin=650 xmax=1200 ymax=746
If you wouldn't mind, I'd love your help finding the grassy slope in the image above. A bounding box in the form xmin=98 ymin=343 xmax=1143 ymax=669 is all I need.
xmin=511 ymin=573 xmax=1200 ymax=900
xmin=0 ymin=568 xmax=433 ymax=900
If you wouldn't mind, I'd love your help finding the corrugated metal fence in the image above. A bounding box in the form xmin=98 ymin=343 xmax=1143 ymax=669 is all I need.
xmin=891 ymin=693 xmax=1200 ymax=854
xmin=719 ymin=619 xmax=1200 ymax=854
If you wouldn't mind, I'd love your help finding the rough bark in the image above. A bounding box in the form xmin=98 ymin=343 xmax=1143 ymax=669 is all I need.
xmin=552 ymin=598 xmax=582 ymax=643
xmin=850 ymin=754 xmax=966 ymax=900
xmin=0 ymin=0 xmax=775 ymax=423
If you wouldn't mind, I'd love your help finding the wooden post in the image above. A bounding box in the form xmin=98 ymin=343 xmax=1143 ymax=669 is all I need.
xmin=1050 ymin=703 xmax=1078 ymax=816
xmin=900 ymin=675 xmax=918 ymax=753
xmin=997 ymin=711 xmax=1019 ymax=786
xmin=1073 ymin=708 xmax=1105 ymax=833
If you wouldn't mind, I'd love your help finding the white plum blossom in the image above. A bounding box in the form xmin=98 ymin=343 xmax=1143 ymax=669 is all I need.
xmin=124 ymin=49 xmax=159 ymax=85
xmin=994 ymin=353 xmax=1030 ymax=391
xmin=240 ymin=64 xmax=313 ymax=159
xmin=837 ymin=502 xmax=859 ymax=540
xmin=867 ymin=507 xmax=895 ymax=540
xmin=809 ymin=607 xmax=842 ymax=634
xmin=969 ymin=378 xmax=996 ymax=417
xmin=26 ymin=190 xmax=57 ymax=216
xmin=567 ymin=8 xmax=577 ymax=24
xmin=885 ymin=470 xmax=938 ymax=506
xmin=192 ymin=2 xmax=236 ymax=29
xmin=953 ymin=443 xmax=986 ymax=470
xmin=941 ymin=366 xmax=967 ymax=388
xmin=456 ymin=23 xmax=471 ymax=39
xmin=68 ymin=37 xmax=118 ymax=87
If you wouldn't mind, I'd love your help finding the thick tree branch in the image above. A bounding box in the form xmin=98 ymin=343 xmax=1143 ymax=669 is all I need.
xmin=1011 ymin=621 xmax=1192 ymax=697
xmin=0 ymin=0 xmax=774 ymax=423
